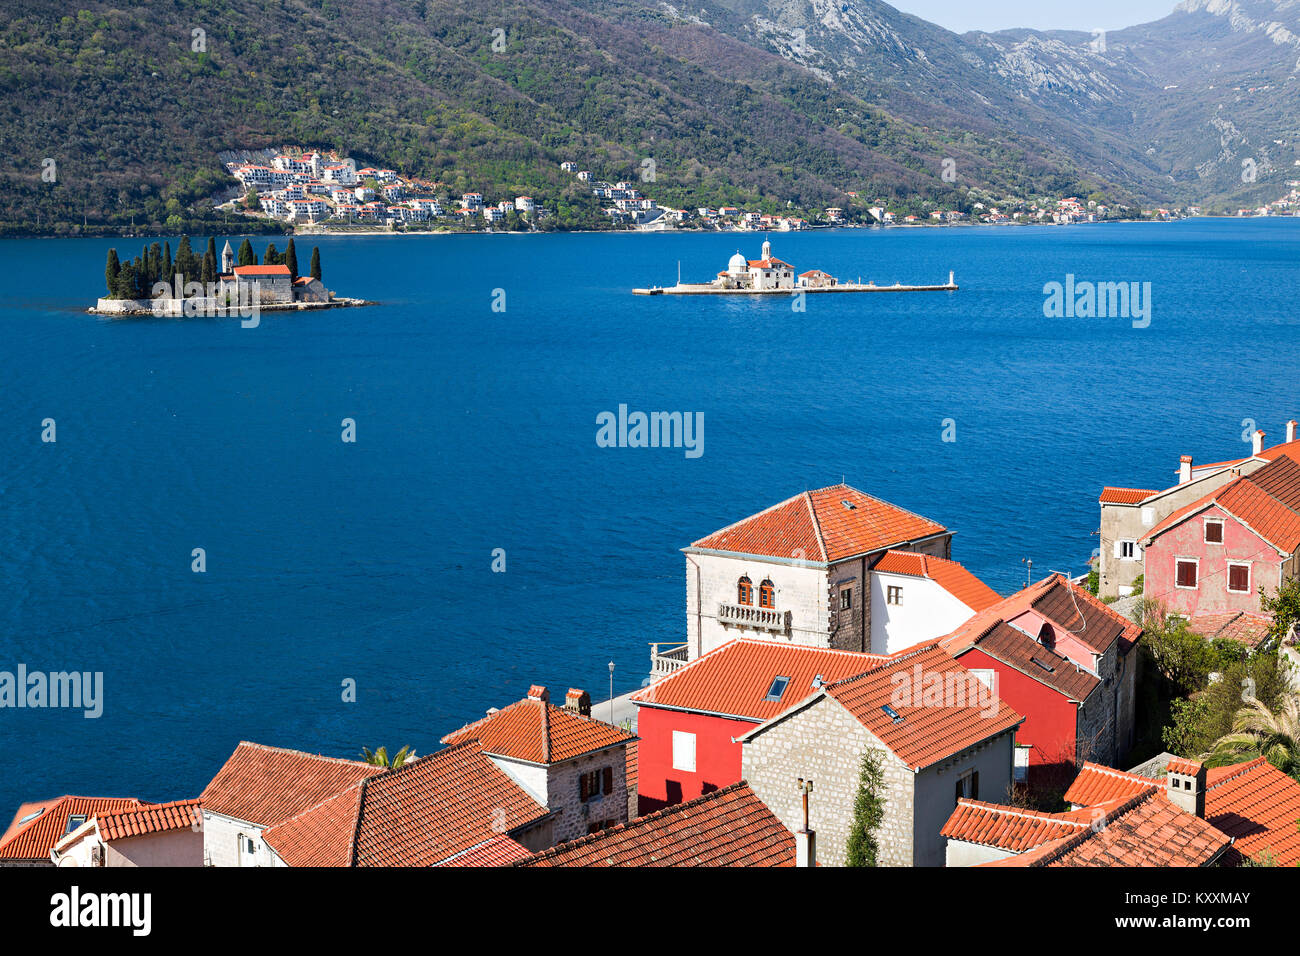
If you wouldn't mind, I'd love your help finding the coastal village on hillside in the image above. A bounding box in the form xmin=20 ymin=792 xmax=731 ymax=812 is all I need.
xmin=218 ymin=147 xmax=1209 ymax=234
xmin=6 ymin=425 xmax=1300 ymax=868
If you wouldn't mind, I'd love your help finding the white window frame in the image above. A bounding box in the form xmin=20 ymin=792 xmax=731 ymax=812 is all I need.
xmin=671 ymin=730 xmax=696 ymax=773
xmin=1175 ymin=557 xmax=1200 ymax=590
xmin=887 ymin=585 xmax=903 ymax=606
xmin=1226 ymin=561 xmax=1251 ymax=594
xmin=1204 ymin=518 xmax=1225 ymax=545
xmin=1141 ymin=506 xmax=1155 ymax=527
xmin=1119 ymin=539 xmax=1138 ymax=561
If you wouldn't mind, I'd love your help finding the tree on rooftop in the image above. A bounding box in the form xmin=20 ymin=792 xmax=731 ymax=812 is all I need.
xmin=361 ymin=745 xmax=414 ymax=770
xmin=309 ymin=246 xmax=321 ymax=281
xmin=846 ymin=748 xmax=886 ymax=867
xmin=237 ymin=238 xmax=255 ymax=267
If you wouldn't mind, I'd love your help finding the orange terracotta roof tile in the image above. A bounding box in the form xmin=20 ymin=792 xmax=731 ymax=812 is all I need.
xmin=1205 ymin=757 xmax=1300 ymax=866
xmin=874 ymin=550 xmax=1002 ymax=612
xmin=1166 ymin=757 xmax=1203 ymax=777
xmin=96 ymin=799 xmax=202 ymax=842
xmin=200 ymin=741 xmax=381 ymax=827
xmin=690 ymin=484 xmax=946 ymax=563
xmin=1189 ymin=611 xmax=1274 ymax=648
xmin=1099 ymin=487 xmax=1159 ymax=505
xmin=515 ymin=782 xmax=794 ymax=867
xmin=1063 ymin=761 xmax=1161 ymax=806
xmin=631 ymin=639 xmax=884 ymax=721
xmin=0 ymin=796 xmax=142 ymax=861
xmin=436 ymin=834 xmax=532 ymax=867
xmin=818 ymin=644 xmax=1023 ymax=770
xmin=263 ymin=741 xmax=550 ymax=867
xmin=441 ymin=695 xmax=635 ymax=764
xmin=1144 ymin=456 xmax=1300 ymax=553
xmin=984 ymin=790 xmax=1231 ymax=867
xmin=942 ymin=798 xmax=1095 ymax=852
xmin=959 ymin=620 xmax=1101 ymax=702
xmin=232 ymin=264 xmax=291 ymax=277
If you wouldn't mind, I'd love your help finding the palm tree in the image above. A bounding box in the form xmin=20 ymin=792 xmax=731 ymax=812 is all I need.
xmin=1206 ymin=694 xmax=1300 ymax=781
xmin=360 ymin=745 xmax=414 ymax=770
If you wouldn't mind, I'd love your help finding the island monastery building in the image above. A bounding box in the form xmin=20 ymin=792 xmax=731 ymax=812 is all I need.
xmin=714 ymin=240 xmax=835 ymax=291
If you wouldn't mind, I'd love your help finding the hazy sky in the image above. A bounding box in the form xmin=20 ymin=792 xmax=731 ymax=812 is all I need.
xmin=889 ymin=0 xmax=1180 ymax=34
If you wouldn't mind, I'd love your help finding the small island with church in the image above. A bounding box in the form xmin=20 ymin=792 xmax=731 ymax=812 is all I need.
xmin=632 ymin=239 xmax=957 ymax=295
xmin=92 ymin=237 xmax=370 ymax=316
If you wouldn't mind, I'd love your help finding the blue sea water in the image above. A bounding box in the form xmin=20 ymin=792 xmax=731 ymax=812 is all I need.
xmin=1 ymin=219 xmax=1298 ymax=815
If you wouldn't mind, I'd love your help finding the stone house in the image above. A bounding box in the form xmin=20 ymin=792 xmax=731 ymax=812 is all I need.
xmin=1097 ymin=424 xmax=1300 ymax=599
xmin=441 ymin=685 xmax=638 ymax=843
xmin=738 ymin=643 xmax=1023 ymax=867
xmin=199 ymin=741 xmax=381 ymax=867
xmin=1141 ymin=453 xmax=1300 ymax=618
xmin=0 ymin=796 xmax=144 ymax=867
xmin=673 ymin=483 xmax=953 ymax=675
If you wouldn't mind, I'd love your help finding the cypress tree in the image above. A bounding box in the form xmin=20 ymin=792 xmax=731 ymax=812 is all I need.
xmin=202 ymin=248 xmax=216 ymax=286
xmin=161 ymin=242 xmax=173 ymax=288
xmin=114 ymin=261 xmax=136 ymax=300
xmin=264 ymin=242 xmax=279 ymax=266
xmin=205 ymin=237 xmax=217 ymax=273
xmin=309 ymin=246 xmax=321 ymax=281
xmin=285 ymin=238 xmax=299 ymax=279
xmin=845 ymin=749 xmax=886 ymax=867
xmin=148 ymin=242 xmax=162 ymax=288
xmin=237 ymin=238 xmax=256 ymax=267
xmin=175 ymin=236 xmax=195 ymax=287
xmin=105 ymin=248 xmax=120 ymax=297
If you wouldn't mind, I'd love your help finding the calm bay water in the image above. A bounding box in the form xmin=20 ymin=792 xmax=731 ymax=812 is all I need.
xmin=2 ymin=219 xmax=1298 ymax=812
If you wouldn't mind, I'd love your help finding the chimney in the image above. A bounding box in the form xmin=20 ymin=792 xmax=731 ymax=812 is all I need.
xmin=527 ymin=684 xmax=549 ymax=703
xmin=1253 ymin=430 xmax=1266 ymax=456
xmin=795 ymin=778 xmax=816 ymax=868
xmin=564 ymin=687 xmax=591 ymax=717
xmin=1288 ymin=420 xmax=1297 ymax=444
xmin=1166 ymin=757 xmax=1206 ymax=817
xmin=1178 ymin=455 xmax=1193 ymax=484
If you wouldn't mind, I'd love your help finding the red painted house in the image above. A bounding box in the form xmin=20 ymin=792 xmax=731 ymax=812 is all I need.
xmin=939 ymin=574 xmax=1142 ymax=787
xmin=1141 ymin=454 xmax=1300 ymax=618
xmin=630 ymin=639 xmax=882 ymax=813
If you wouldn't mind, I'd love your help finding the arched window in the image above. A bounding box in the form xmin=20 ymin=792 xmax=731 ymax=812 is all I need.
xmin=1038 ymin=622 xmax=1056 ymax=651
xmin=737 ymin=576 xmax=753 ymax=606
xmin=759 ymin=579 xmax=775 ymax=609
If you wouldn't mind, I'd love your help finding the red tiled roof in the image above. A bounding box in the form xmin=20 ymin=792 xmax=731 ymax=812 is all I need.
xmin=1063 ymin=761 xmax=1160 ymax=807
xmin=987 ymin=790 xmax=1231 ymax=867
xmin=1167 ymin=757 xmax=1203 ymax=776
xmin=1 ymin=796 xmax=142 ymax=860
xmin=441 ymin=695 xmax=635 ymax=764
xmin=632 ymin=639 xmax=884 ymax=721
xmin=232 ymin=264 xmax=291 ymax=277
xmin=436 ymin=835 xmax=532 ymax=867
xmin=96 ymin=799 xmax=202 ymax=842
xmin=1189 ymin=611 xmax=1274 ymax=649
xmin=941 ymin=574 xmax=1140 ymax=658
xmin=1099 ymin=487 xmax=1158 ymax=505
xmin=1205 ymin=757 xmax=1300 ymax=866
xmin=263 ymin=741 xmax=550 ymax=867
xmin=1143 ymin=456 xmax=1300 ymax=553
xmin=515 ymin=782 xmax=794 ymax=867
xmin=690 ymin=484 xmax=947 ymax=563
xmin=942 ymin=798 xmax=1096 ymax=852
xmin=816 ymin=644 xmax=1023 ymax=771
xmin=200 ymin=742 xmax=381 ymax=827
xmin=956 ymin=619 xmax=1101 ymax=702
xmin=874 ymin=550 xmax=1002 ymax=612
xmin=747 ymin=258 xmax=794 ymax=268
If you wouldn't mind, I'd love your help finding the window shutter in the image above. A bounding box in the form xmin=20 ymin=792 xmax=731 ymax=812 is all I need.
xmin=1113 ymin=540 xmax=1123 ymax=559
xmin=971 ymin=771 xmax=979 ymax=800
xmin=603 ymin=766 xmax=614 ymax=795
xmin=579 ymin=774 xmax=589 ymax=802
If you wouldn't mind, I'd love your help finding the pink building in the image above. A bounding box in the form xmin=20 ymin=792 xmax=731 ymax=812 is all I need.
xmin=1141 ymin=454 xmax=1300 ymax=617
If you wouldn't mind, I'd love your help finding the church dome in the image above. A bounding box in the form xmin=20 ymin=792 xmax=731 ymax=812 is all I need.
xmin=728 ymin=251 xmax=747 ymax=273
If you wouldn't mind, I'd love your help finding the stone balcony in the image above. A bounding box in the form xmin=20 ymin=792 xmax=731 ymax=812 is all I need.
xmin=649 ymin=642 xmax=690 ymax=682
xmin=717 ymin=603 xmax=791 ymax=636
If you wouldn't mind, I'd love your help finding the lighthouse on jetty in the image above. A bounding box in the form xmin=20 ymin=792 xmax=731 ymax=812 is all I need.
xmin=632 ymin=238 xmax=957 ymax=296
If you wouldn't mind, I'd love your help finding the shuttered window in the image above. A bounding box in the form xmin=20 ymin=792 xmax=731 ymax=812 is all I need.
xmin=1228 ymin=563 xmax=1250 ymax=593
xmin=1176 ymin=560 xmax=1198 ymax=589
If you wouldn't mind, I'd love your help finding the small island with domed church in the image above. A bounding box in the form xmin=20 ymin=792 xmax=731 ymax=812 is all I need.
xmin=632 ymin=239 xmax=957 ymax=295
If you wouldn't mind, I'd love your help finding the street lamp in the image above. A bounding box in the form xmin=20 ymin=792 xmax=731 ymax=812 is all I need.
xmin=608 ymin=661 xmax=616 ymax=724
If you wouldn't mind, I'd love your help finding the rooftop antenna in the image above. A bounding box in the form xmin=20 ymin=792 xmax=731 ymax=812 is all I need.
xmin=1021 ymin=557 xmax=1032 ymax=588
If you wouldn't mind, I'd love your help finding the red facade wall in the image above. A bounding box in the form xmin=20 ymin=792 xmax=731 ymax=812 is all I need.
xmin=634 ymin=705 xmax=756 ymax=814
xmin=958 ymin=646 xmax=1078 ymax=779
xmin=1144 ymin=504 xmax=1282 ymax=617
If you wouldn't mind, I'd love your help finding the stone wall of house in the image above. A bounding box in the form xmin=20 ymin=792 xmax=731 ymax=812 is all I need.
xmin=741 ymin=697 xmax=917 ymax=867
xmin=202 ymin=812 xmax=272 ymax=867
xmin=685 ymin=552 xmax=830 ymax=658
xmin=828 ymin=556 xmax=868 ymax=653
xmin=545 ymin=745 xmax=630 ymax=843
